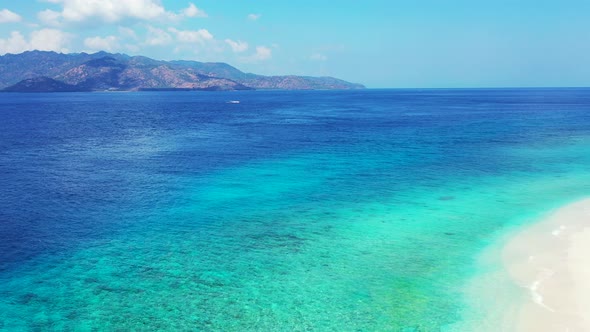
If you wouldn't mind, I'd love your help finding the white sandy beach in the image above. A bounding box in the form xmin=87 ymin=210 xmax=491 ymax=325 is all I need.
xmin=503 ymin=198 xmax=590 ymax=331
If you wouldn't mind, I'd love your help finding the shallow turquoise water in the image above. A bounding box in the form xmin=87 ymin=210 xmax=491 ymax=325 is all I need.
xmin=1 ymin=89 xmax=590 ymax=330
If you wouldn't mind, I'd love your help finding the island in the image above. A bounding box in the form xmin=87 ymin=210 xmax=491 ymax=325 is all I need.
xmin=0 ymin=51 xmax=365 ymax=92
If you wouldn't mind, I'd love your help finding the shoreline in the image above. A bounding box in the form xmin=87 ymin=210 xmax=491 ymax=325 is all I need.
xmin=502 ymin=198 xmax=590 ymax=331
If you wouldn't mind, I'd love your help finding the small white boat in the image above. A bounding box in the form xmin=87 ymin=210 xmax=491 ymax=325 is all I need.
xmin=227 ymin=100 xmax=240 ymax=104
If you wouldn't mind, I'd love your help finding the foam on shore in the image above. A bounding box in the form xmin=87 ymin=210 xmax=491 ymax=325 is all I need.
xmin=502 ymin=198 xmax=590 ymax=331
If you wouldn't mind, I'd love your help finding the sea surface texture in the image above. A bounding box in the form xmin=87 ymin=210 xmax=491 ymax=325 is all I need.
xmin=1 ymin=89 xmax=590 ymax=331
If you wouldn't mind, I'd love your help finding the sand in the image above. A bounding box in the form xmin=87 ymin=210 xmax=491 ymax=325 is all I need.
xmin=502 ymin=198 xmax=590 ymax=331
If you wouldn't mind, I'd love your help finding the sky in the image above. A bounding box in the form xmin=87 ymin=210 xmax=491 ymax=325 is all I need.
xmin=1 ymin=0 xmax=590 ymax=88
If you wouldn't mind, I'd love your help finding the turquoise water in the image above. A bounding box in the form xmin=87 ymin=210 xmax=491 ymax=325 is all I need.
xmin=1 ymin=89 xmax=590 ymax=330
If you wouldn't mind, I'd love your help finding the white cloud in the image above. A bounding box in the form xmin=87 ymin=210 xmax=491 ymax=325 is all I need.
xmin=145 ymin=26 xmax=172 ymax=46
xmin=168 ymin=27 xmax=213 ymax=44
xmin=0 ymin=31 xmax=28 ymax=54
xmin=247 ymin=14 xmax=261 ymax=21
xmin=225 ymin=39 xmax=248 ymax=53
xmin=30 ymin=29 xmax=70 ymax=52
xmin=253 ymin=46 xmax=272 ymax=60
xmin=183 ymin=3 xmax=207 ymax=18
xmin=37 ymin=9 xmax=62 ymax=26
xmin=241 ymin=45 xmax=272 ymax=62
xmin=310 ymin=53 xmax=327 ymax=61
xmin=118 ymin=27 xmax=138 ymax=40
xmin=0 ymin=29 xmax=70 ymax=55
xmin=125 ymin=44 xmax=140 ymax=53
xmin=0 ymin=9 xmax=22 ymax=23
xmin=36 ymin=0 xmax=209 ymax=26
xmin=38 ymin=0 xmax=170 ymax=25
xmin=84 ymin=35 xmax=119 ymax=51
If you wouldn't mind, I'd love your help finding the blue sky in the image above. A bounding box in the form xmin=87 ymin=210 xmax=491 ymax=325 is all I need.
xmin=1 ymin=0 xmax=589 ymax=88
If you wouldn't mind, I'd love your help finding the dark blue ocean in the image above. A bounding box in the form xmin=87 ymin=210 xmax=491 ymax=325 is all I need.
xmin=1 ymin=89 xmax=590 ymax=330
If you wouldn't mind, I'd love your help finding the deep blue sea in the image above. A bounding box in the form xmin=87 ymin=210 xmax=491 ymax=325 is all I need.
xmin=1 ymin=89 xmax=590 ymax=330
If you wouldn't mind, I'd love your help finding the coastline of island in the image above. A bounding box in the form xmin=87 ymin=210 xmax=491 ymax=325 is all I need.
xmin=454 ymin=197 xmax=590 ymax=331
xmin=0 ymin=51 xmax=365 ymax=93
xmin=500 ymin=197 xmax=590 ymax=331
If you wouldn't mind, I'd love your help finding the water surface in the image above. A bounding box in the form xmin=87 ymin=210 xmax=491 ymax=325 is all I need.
xmin=1 ymin=89 xmax=590 ymax=330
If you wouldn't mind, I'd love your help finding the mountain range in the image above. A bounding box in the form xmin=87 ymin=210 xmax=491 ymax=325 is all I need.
xmin=0 ymin=51 xmax=364 ymax=92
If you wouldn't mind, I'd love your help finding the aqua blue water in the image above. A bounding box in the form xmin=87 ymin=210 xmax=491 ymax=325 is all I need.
xmin=1 ymin=89 xmax=590 ymax=330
